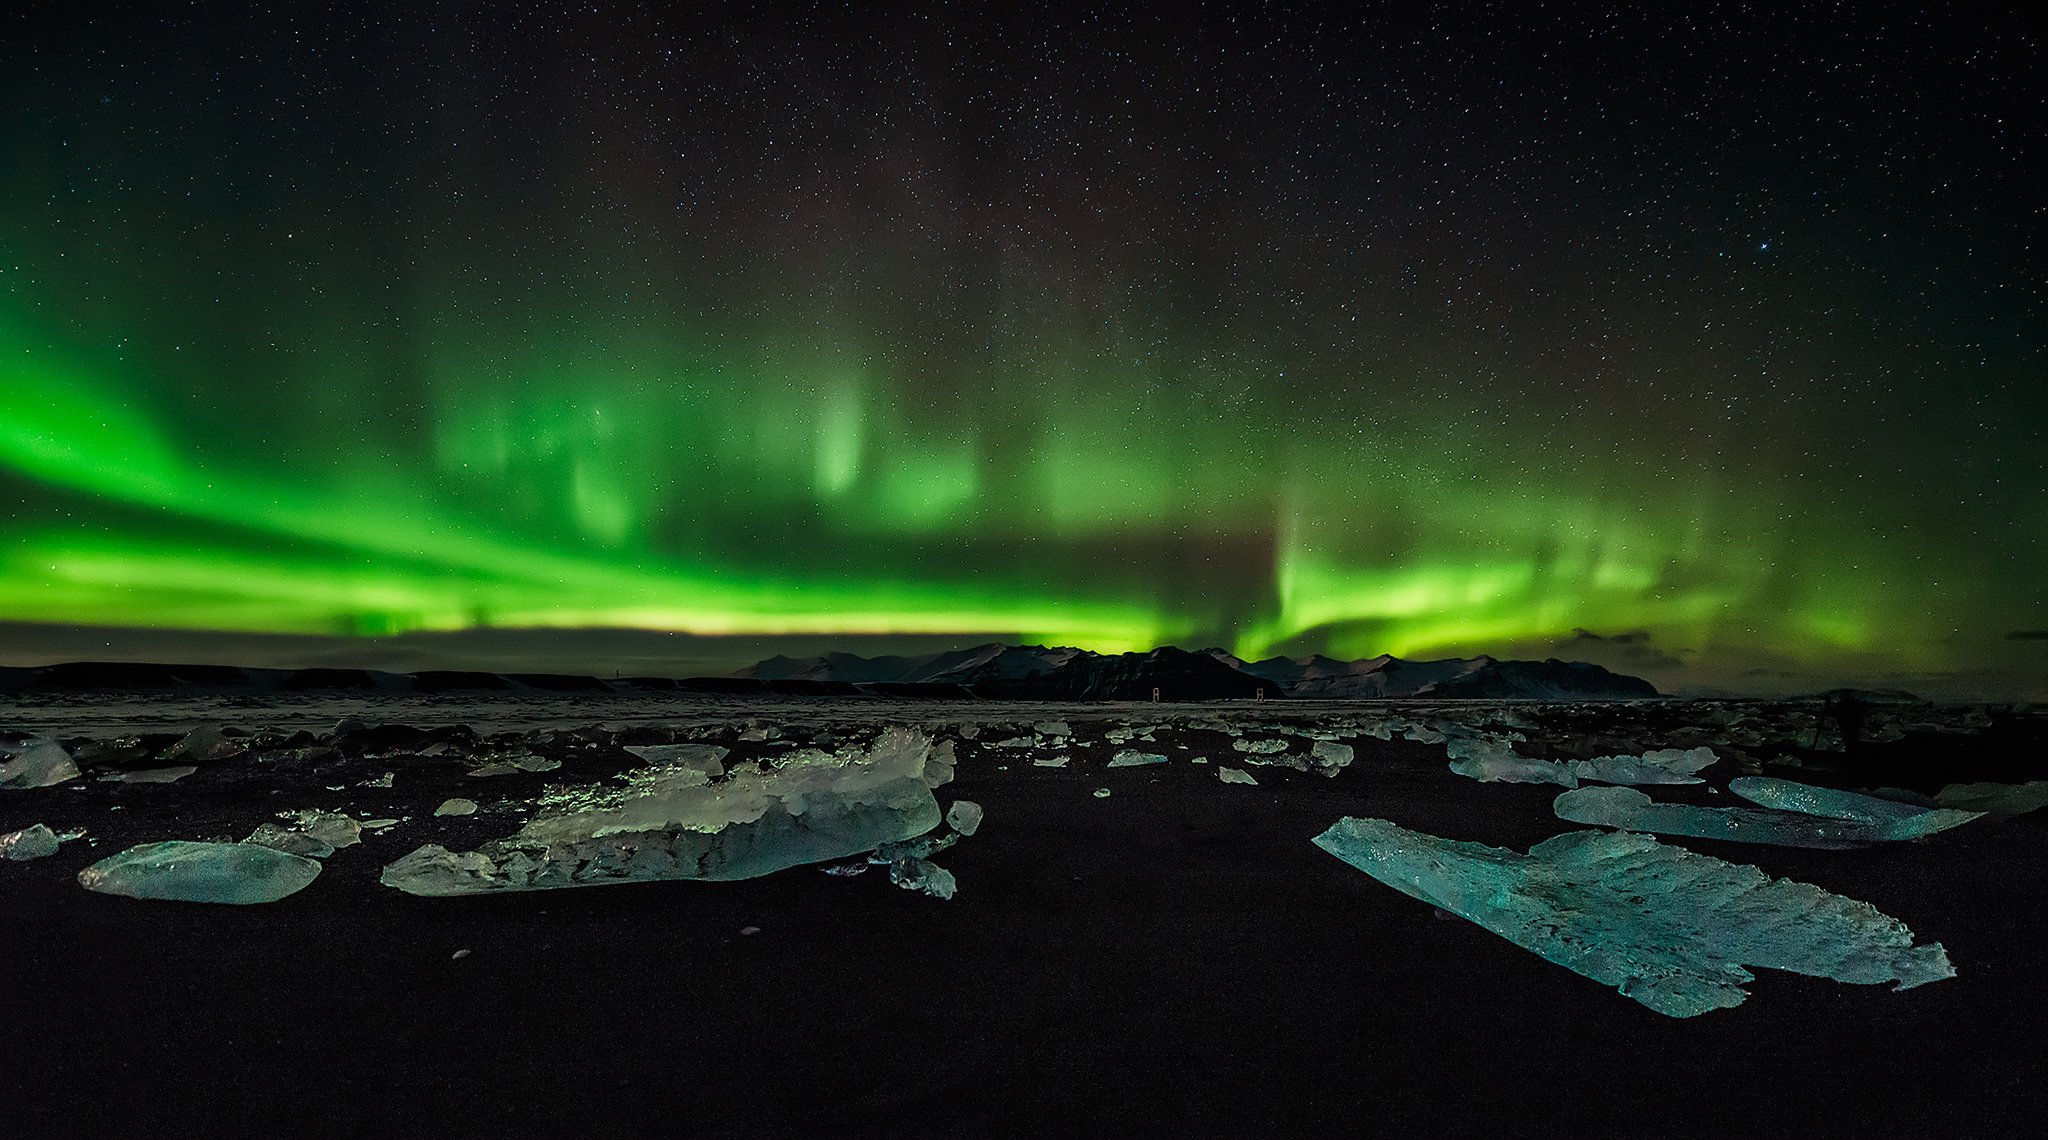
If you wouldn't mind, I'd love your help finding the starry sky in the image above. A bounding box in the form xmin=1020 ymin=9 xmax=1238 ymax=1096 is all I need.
xmin=2 ymin=3 xmax=2042 ymax=695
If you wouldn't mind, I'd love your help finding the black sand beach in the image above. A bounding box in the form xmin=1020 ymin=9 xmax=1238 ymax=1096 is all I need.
xmin=4 ymin=698 xmax=2043 ymax=1137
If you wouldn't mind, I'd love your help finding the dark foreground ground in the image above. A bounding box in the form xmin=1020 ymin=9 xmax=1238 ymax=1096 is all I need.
xmin=3 ymin=697 xmax=2044 ymax=1138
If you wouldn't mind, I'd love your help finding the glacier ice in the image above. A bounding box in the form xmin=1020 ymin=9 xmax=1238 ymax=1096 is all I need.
xmin=1309 ymin=740 xmax=1355 ymax=776
xmin=1 ymin=739 xmax=81 ymax=791
xmin=1218 ymin=766 xmax=1258 ymax=785
xmin=1312 ymin=816 xmax=1954 ymax=1017
xmin=1447 ymin=737 xmax=1578 ymax=787
xmin=108 ymin=765 xmax=199 ymax=784
xmin=1865 ymin=780 xmax=2048 ymax=818
xmin=79 ymin=840 xmax=322 ymax=904
xmin=3 ymin=823 xmax=83 ymax=861
xmin=1728 ymin=777 xmax=1982 ymax=838
xmin=1108 ymin=750 xmax=1168 ymax=767
xmin=1552 ymin=785 xmax=1975 ymax=848
xmin=945 ymin=799 xmax=983 ymax=837
xmin=1569 ymin=747 xmax=1717 ymax=785
xmin=1231 ymin=738 xmax=1289 ymax=755
xmin=380 ymin=726 xmax=947 ymax=896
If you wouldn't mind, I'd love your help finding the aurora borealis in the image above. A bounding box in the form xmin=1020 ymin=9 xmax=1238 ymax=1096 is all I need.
xmin=2 ymin=5 xmax=2042 ymax=693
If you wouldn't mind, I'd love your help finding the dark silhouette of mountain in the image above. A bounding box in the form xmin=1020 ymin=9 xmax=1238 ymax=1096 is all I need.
xmin=0 ymin=643 xmax=1656 ymax=700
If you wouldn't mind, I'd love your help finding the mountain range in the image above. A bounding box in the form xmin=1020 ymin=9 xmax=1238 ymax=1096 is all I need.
xmin=743 ymin=643 xmax=1659 ymax=700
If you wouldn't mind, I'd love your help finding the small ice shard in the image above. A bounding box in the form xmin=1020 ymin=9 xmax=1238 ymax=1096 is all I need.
xmin=1568 ymin=747 xmax=1718 ymax=785
xmin=888 ymin=857 xmax=957 ymax=900
xmin=244 ymin=823 xmax=335 ymax=858
xmin=1552 ymin=786 xmax=1970 ymax=848
xmin=1031 ymin=756 xmax=1069 ymax=768
xmin=109 ymin=765 xmax=199 ymax=784
xmin=362 ymin=818 xmax=401 ymax=830
xmin=435 ymin=798 xmax=479 ymax=817
xmin=1232 ymin=738 xmax=1289 ymax=755
xmin=380 ymin=727 xmax=946 ymax=895
xmin=1447 ymin=737 xmax=1578 ymax=787
xmin=512 ymin=754 xmax=560 ymax=773
xmin=1312 ymin=816 xmax=1954 ymax=1017
xmin=1 ymin=739 xmax=81 ymax=790
xmin=1092 ymin=787 xmax=1112 ymax=798
xmin=1108 ymin=750 xmax=1168 ymax=767
xmin=958 ymin=723 xmax=980 ymax=740
xmin=1730 ymin=777 xmax=1983 ymax=837
xmin=362 ymin=772 xmax=395 ymax=789
xmin=79 ymin=840 xmax=322 ymax=904
xmin=946 ymin=799 xmax=983 ymax=836
xmin=2 ymin=823 xmax=79 ymax=860
xmin=990 ymin=736 xmax=1036 ymax=749
xmin=1218 ymin=766 xmax=1258 ymax=785
xmin=1309 ymin=740 xmax=1354 ymax=776
xmin=1033 ymin=721 xmax=1072 ymax=737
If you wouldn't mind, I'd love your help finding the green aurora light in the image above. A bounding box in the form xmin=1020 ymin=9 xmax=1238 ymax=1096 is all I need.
xmin=2 ymin=7 xmax=2040 ymax=687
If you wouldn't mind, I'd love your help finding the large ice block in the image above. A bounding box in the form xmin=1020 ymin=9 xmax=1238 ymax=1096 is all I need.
xmin=1552 ymin=785 xmax=1971 ymax=848
xmin=1728 ymin=777 xmax=1982 ymax=838
xmin=1568 ymin=747 xmax=1717 ymax=785
xmin=1313 ymin=816 xmax=1953 ymax=1017
xmin=381 ymin=727 xmax=945 ymax=896
xmin=78 ymin=840 xmax=322 ymax=904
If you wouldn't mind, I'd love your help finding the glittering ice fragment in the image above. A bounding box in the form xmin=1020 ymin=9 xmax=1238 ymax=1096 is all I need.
xmin=1569 ymin=747 xmax=1718 ymax=785
xmin=1218 ymin=767 xmax=1258 ymax=785
xmin=1108 ymin=750 xmax=1168 ymax=767
xmin=3 ymin=823 xmax=82 ymax=860
xmin=1313 ymin=817 xmax=1953 ymax=1017
xmin=945 ymin=799 xmax=983 ymax=836
xmin=381 ymin=727 xmax=944 ymax=895
xmin=79 ymin=840 xmax=321 ymax=904
xmin=1730 ymin=776 xmax=1982 ymax=837
xmin=1553 ymin=785 xmax=1971 ymax=848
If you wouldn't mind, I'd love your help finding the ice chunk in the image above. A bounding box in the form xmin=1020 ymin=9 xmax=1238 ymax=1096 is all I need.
xmin=244 ymin=823 xmax=335 ymax=858
xmin=1898 ymin=780 xmax=2048 ymax=817
xmin=160 ymin=725 xmax=241 ymax=763
xmin=1568 ymin=747 xmax=1718 ymax=785
xmin=79 ymin=841 xmax=322 ymax=904
xmin=888 ymin=857 xmax=957 ymax=899
xmin=1031 ymin=756 xmax=1069 ymax=768
xmin=108 ymin=765 xmax=199 ymax=784
xmin=1232 ymin=738 xmax=1289 ymax=755
xmin=1402 ymin=724 xmax=1446 ymax=744
xmin=1033 ymin=721 xmax=1072 ymax=737
xmin=1092 ymin=788 xmax=1112 ymax=798
xmin=1108 ymin=750 xmax=1168 ymax=767
xmin=990 ymin=736 xmax=1036 ymax=749
xmin=923 ymin=740 xmax=957 ymax=788
xmin=435 ymin=798 xmax=479 ymax=817
xmin=286 ymin=810 xmax=362 ymax=850
xmin=380 ymin=727 xmax=945 ymax=895
xmin=946 ymin=799 xmax=983 ymax=836
xmin=361 ymin=772 xmax=395 ymax=788
xmin=1217 ymin=766 xmax=1258 ymax=785
xmin=1312 ymin=817 xmax=1954 ymax=1017
xmin=1552 ymin=786 xmax=1973 ymax=848
xmin=1 ymin=739 xmax=81 ymax=790
xmin=3 ymin=823 xmax=82 ymax=860
xmin=623 ymin=743 xmax=729 ymax=776
xmin=1447 ymin=737 xmax=1578 ymax=787
xmin=1309 ymin=740 xmax=1354 ymax=776
xmin=1729 ymin=777 xmax=1982 ymax=837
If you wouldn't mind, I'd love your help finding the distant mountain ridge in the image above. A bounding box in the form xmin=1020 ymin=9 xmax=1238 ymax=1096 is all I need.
xmin=747 ymin=643 xmax=1659 ymax=700
xmin=0 ymin=644 xmax=1659 ymax=700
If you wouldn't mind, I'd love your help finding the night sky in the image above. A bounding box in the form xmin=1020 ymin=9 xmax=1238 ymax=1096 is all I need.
xmin=2 ymin=4 xmax=2042 ymax=695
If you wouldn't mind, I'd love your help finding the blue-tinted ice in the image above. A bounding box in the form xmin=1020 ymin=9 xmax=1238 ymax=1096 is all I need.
xmin=1313 ymin=817 xmax=1953 ymax=1017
